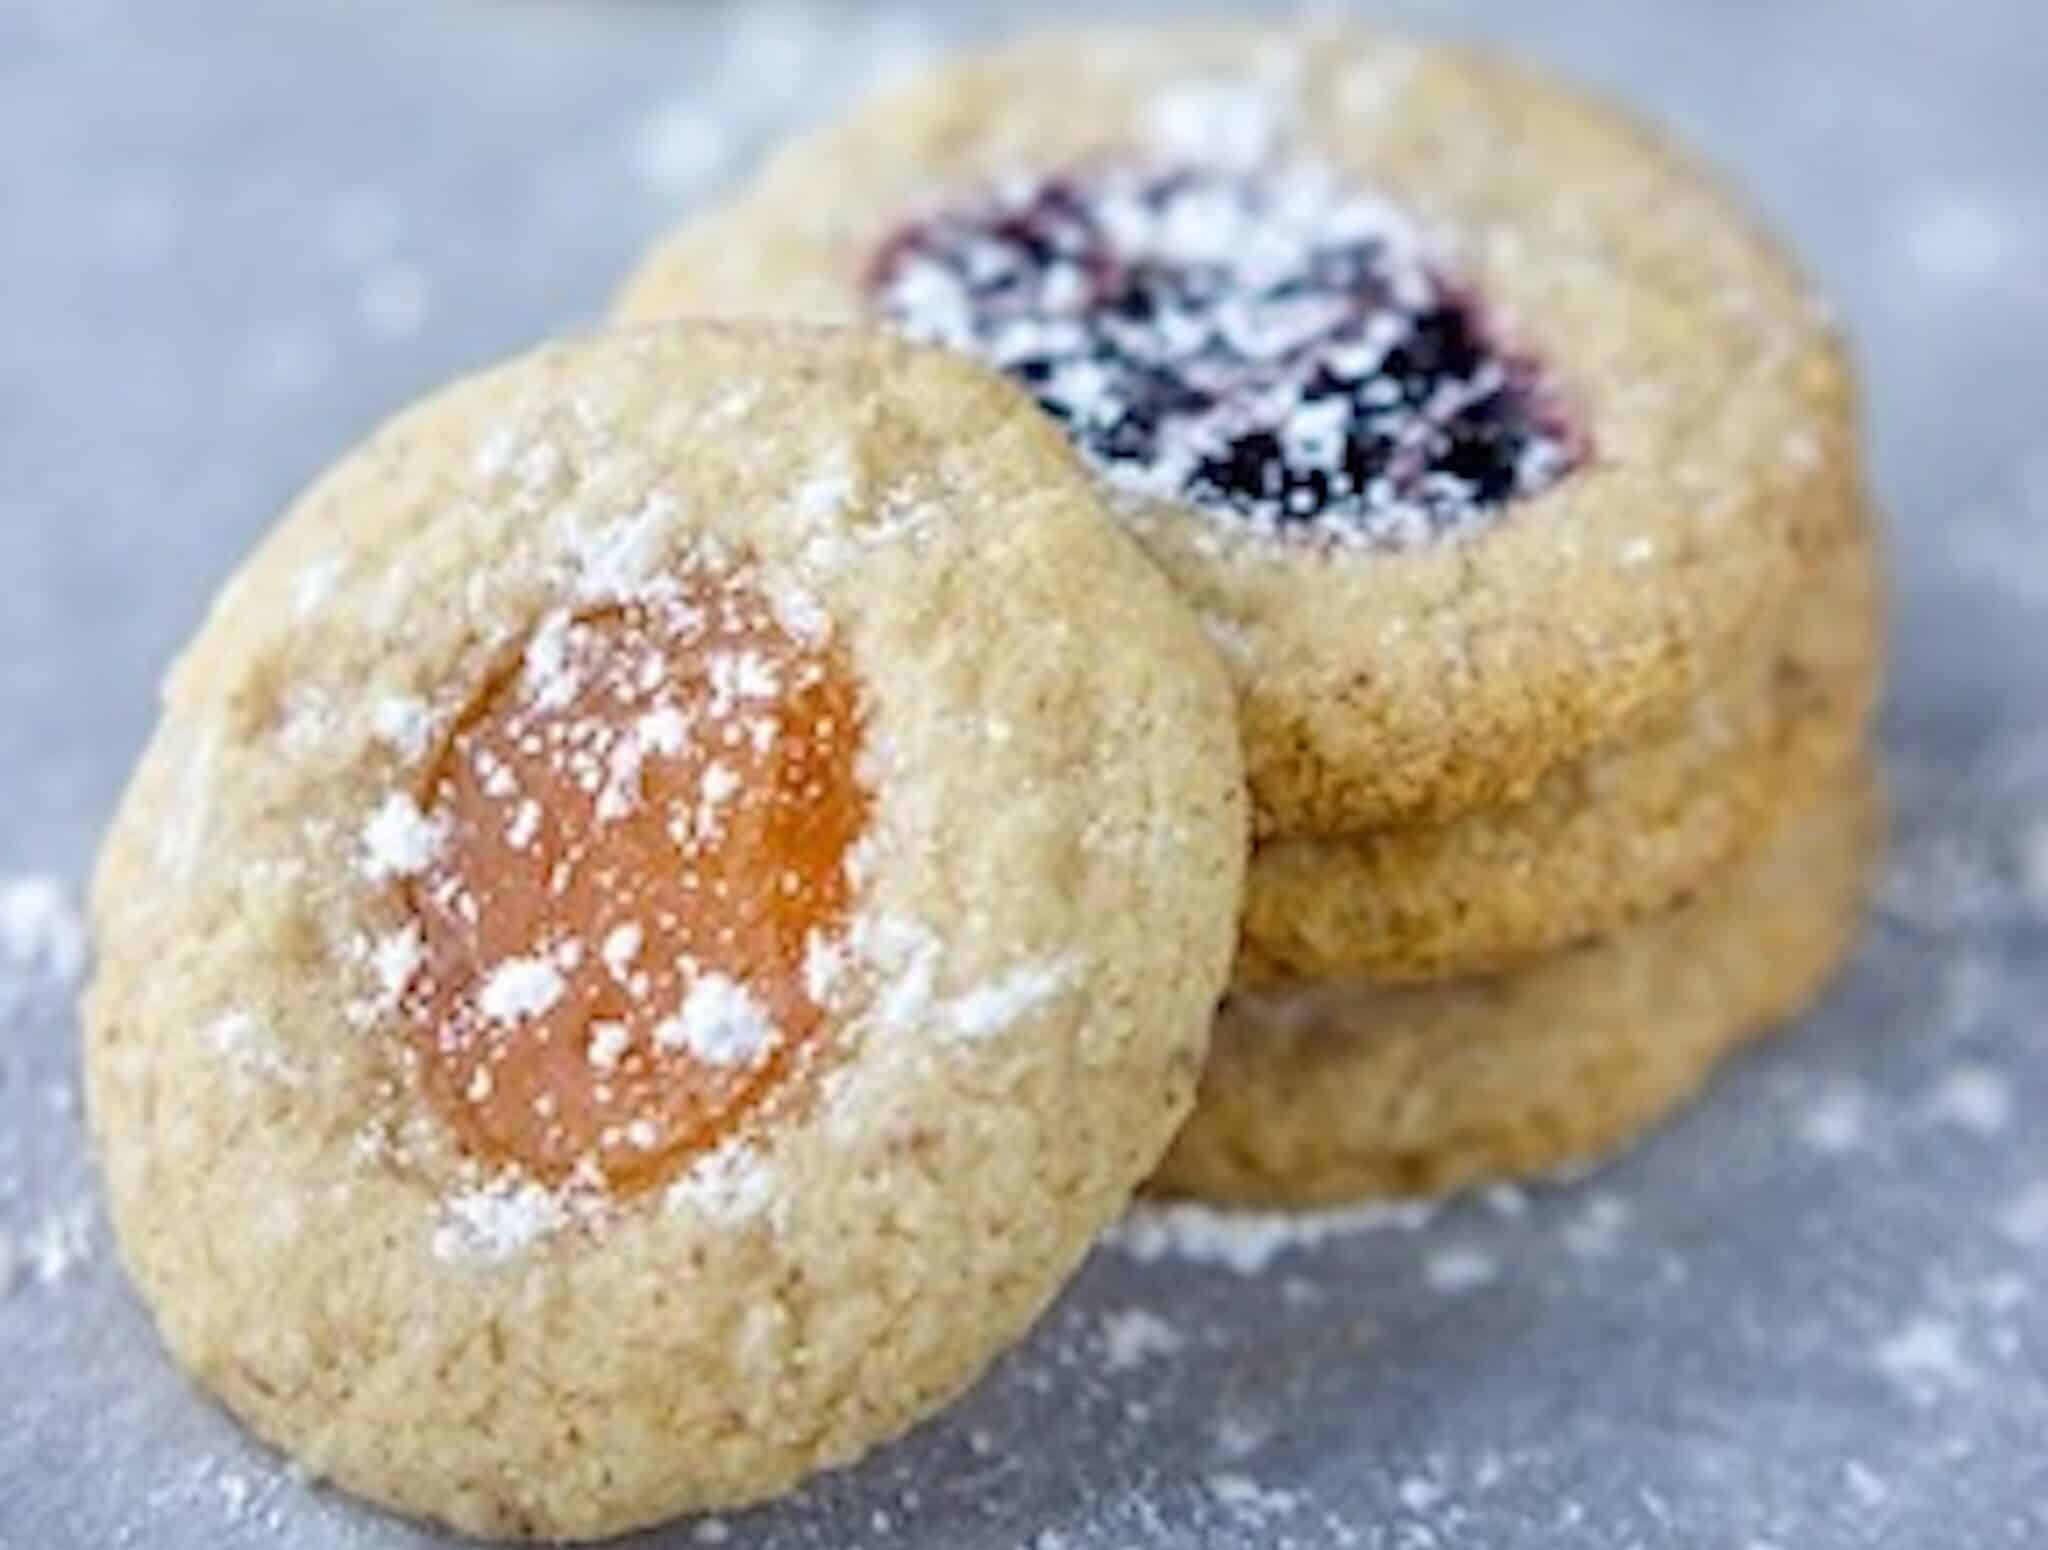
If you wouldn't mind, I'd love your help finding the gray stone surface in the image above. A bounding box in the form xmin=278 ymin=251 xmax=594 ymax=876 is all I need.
xmin=2 ymin=1 xmax=2044 ymax=1545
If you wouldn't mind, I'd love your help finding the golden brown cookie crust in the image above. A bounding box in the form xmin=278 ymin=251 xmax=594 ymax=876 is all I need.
xmin=1152 ymin=768 xmax=1881 ymax=1207
xmin=615 ymin=21 xmax=1864 ymax=839
xmin=84 ymin=324 xmax=1247 ymax=1540
xmin=1236 ymin=515 xmax=1883 ymax=986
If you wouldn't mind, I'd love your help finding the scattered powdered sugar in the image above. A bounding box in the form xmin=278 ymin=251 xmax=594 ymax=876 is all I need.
xmin=801 ymin=928 xmax=849 ymax=1006
xmin=520 ymin=608 xmax=583 ymax=711
xmin=0 ymin=875 xmax=87 ymax=990
xmin=431 ymin=1176 xmax=574 ymax=1264
xmin=1560 ymin=1193 xmax=1631 ymax=1259
xmin=205 ymin=1012 xmax=300 ymax=1087
xmin=793 ymin=448 xmax=859 ymax=526
xmin=1921 ymin=1065 xmax=2012 ymax=1136
xmin=833 ymin=914 xmax=1085 ymax=1048
xmin=872 ymin=155 xmax=1578 ymax=545
xmin=276 ymin=687 xmax=335 ymax=756
xmin=476 ymin=955 xmax=567 ymax=1024
xmin=1871 ymin=1316 xmax=1980 ymax=1402
xmin=1797 ymin=1084 xmax=1869 ymax=1154
xmin=1481 ymin=1182 xmax=1530 ymax=1219
xmin=1107 ymin=1197 xmax=1436 ymax=1276
xmin=586 ymin=1021 xmax=631 ymax=1073
xmin=560 ymin=494 xmax=682 ymax=604
xmin=291 ymin=553 xmax=346 ymax=618
xmin=848 ymin=913 xmax=942 ymax=1033
xmin=664 ymin=1138 xmax=775 ymax=1225
xmin=767 ymin=575 xmax=833 ymax=646
xmin=654 ymin=974 xmax=776 ymax=1066
xmin=359 ymin=793 xmax=444 ymax=880
xmin=1206 ymin=1471 xmax=1302 ymax=1522
xmin=947 ymin=955 xmax=1080 ymax=1041
xmin=600 ymin=923 xmax=644 ymax=983
xmin=369 ymin=924 xmax=423 ymax=1005
xmin=1098 ymin=1307 xmax=1185 ymax=1372
xmin=370 ymin=695 xmax=433 ymax=761
xmin=1423 ymin=1245 xmax=1500 ymax=1294
xmin=19 ymin=1199 xmax=93 ymax=1287
xmin=1144 ymin=77 xmax=1288 ymax=170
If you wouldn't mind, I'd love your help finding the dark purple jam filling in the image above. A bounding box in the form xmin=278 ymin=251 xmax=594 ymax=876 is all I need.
xmin=869 ymin=163 xmax=1580 ymax=545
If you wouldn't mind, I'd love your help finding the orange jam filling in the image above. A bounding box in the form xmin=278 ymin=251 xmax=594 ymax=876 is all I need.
xmin=399 ymin=568 xmax=867 ymax=1196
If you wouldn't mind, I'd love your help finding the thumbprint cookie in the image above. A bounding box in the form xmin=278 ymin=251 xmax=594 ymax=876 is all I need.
xmin=1154 ymin=768 xmax=1881 ymax=1207
xmin=1236 ymin=521 xmax=1882 ymax=986
xmin=83 ymin=324 xmax=1246 ymax=1540
xmin=615 ymin=22 xmax=1863 ymax=840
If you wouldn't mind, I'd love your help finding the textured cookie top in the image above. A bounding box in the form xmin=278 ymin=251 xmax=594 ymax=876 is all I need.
xmin=84 ymin=324 xmax=1245 ymax=1538
xmin=871 ymin=160 xmax=1580 ymax=545
xmin=616 ymin=22 xmax=1864 ymax=838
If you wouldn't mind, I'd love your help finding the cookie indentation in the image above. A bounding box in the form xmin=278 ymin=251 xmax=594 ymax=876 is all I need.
xmin=398 ymin=566 xmax=867 ymax=1195
xmin=870 ymin=162 xmax=1580 ymax=544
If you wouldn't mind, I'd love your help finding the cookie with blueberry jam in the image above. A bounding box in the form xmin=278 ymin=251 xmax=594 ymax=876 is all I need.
xmin=617 ymin=22 xmax=1864 ymax=839
xmin=84 ymin=324 xmax=1246 ymax=1540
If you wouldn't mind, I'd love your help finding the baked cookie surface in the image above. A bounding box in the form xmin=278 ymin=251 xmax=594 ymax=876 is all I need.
xmin=83 ymin=324 xmax=1247 ymax=1540
xmin=1236 ymin=518 xmax=1882 ymax=986
xmin=616 ymin=22 xmax=1862 ymax=839
xmin=1154 ymin=768 xmax=1881 ymax=1206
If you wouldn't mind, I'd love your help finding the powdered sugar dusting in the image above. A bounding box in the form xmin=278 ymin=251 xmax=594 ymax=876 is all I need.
xmin=654 ymin=974 xmax=777 ymax=1067
xmin=369 ymin=924 xmax=423 ymax=1004
xmin=359 ymin=793 xmax=444 ymax=880
xmin=0 ymin=876 xmax=87 ymax=990
xmin=1922 ymin=1064 xmax=2012 ymax=1135
xmin=1423 ymin=1245 xmax=1500 ymax=1294
xmin=360 ymin=545 xmax=868 ymax=1203
xmin=291 ymin=553 xmax=346 ymax=618
xmin=664 ymin=1138 xmax=776 ymax=1225
xmin=1144 ymin=78 xmax=1287 ymax=170
xmin=476 ymin=955 xmax=567 ymax=1024
xmin=1798 ymin=1084 xmax=1869 ymax=1154
xmin=872 ymin=158 xmax=1577 ymax=545
xmin=563 ymin=493 xmax=682 ymax=603
xmin=1872 ymin=1316 xmax=1980 ymax=1402
xmin=947 ymin=954 xmax=1080 ymax=1041
xmin=1108 ymin=1198 xmax=1437 ymax=1276
xmin=205 ymin=1012 xmax=301 ymax=1086
xmin=1099 ymin=1307 xmax=1185 ymax=1371
xmin=16 ymin=1200 xmax=93 ymax=1288
xmin=431 ymin=1177 xmax=571 ymax=1264
xmin=370 ymin=695 xmax=432 ymax=762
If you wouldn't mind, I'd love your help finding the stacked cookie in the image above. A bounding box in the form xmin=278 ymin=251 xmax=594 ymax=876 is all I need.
xmin=88 ymin=327 xmax=1250 ymax=1539
xmin=84 ymin=21 xmax=1884 ymax=1542
xmin=615 ymin=22 xmax=1885 ymax=1205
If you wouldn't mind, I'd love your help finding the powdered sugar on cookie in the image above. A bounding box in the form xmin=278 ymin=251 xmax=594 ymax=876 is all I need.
xmin=871 ymin=154 xmax=1580 ymax=545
